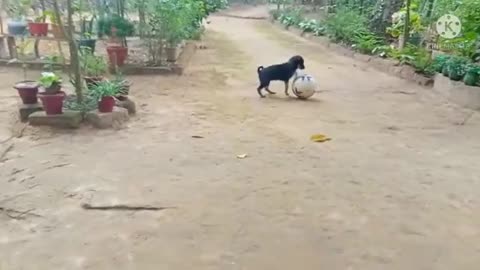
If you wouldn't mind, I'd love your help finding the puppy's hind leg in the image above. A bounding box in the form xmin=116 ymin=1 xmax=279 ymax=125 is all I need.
xmin=257 ymin=84 xmax=266 ymax=98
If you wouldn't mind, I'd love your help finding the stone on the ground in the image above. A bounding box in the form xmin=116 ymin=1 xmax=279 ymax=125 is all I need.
xmin=19 ymin=103 xmax=43 ymax=122
xmin=85 ymin=107 xmax=129 ymax=129
xmin=115 ymin=96 xmax=136 ymax=115
xmin=28 ymin=111 xmax=83 ymax=128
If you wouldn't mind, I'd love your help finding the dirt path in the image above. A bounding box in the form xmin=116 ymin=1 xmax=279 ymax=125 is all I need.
xmin=1 ymin=6 xmax=480 ymax=270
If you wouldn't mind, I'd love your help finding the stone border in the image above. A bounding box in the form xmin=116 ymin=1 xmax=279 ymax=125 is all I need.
xmin=271 ymin=20 xmax=434 ymax=87
xmin=434 ymin=74 xmax=480 ymax=110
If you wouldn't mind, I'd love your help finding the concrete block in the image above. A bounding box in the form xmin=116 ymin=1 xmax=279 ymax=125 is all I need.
xmin=115 ymin=96 xmax=136 ymax=115
xmin=85 ymin=107 xmax=129 ymax=129
xmin=434 ymin=74 xmax=480 ymax=110
xmin=28 ymin=111 xmax=83 ymax=128
xmin=19 ymin=103 xmax=43 ymax=122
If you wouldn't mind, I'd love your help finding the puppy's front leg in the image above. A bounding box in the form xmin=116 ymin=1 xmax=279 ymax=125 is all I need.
xmin=284 ymin=81 xmax=290 ymax=96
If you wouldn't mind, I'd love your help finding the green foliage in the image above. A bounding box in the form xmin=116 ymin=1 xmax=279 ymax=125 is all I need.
xmin=446 ymin=56 xmax=470 ymax=81
xmin=464 ymin=63 xmax=480 ymax=86
xmin=5 ymin=0 xmax=30 ymax=19
xmin=432 ymin=54 xmax=451 ymax=72
xmin=89 ymin=80 xmax=121 ymax=100
xmin=324 ymin=8 xmax=370 ymax=44
xmin=202 ymin=0 xmax=228 ymax=15
xmin=298 ymin=19 xmax=325 ymax=36
xmin=64 ymin=94 xmax=98 ymax=113
xmin=39 ymin=72 xmax=61 ymax=89
xmin=278 ymin=7 xmax=303 ymax=27
xmin=97 ymin=15 xmax=135 ymax=38
xmin=353 ymin=32 xmax=384 ymax=54
xmin=80 ymin=52 xmax=107 ymax=77
xmin=386 ymin=2 xmax=424 ymax=38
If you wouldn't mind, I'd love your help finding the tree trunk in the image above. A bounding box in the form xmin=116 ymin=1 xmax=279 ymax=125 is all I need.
xmin=401 ymin=0 xmax=411 ymax=49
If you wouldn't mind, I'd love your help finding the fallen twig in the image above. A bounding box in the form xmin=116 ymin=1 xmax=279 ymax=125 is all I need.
xmin=0 ymin=207 xmax=42 ymax=220
xmin=0 ymin=144 xmax=14 ymax=162
xmin=45 ymin=163 xmax=71 ymax=170
xmin=81 ymin=203 xmax=176 ymax=211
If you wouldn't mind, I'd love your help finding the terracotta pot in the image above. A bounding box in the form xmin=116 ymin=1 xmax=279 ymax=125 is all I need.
xmin=84 ymin=76 xmax=103 ymax=89
xmin=106 ymin=46 xmax=128 ymax=67
xmin=38 ymin=91 xmax=66 ymax=115
xmin=98 ymin=96 xmax=115 ymax=113
xmin=28 ymin=22 xmax=49 ymax=36
xmin=14 ymin=81 xmax=39 ymax=104
xmin=166 ymin=47 xmax=178 ymax=62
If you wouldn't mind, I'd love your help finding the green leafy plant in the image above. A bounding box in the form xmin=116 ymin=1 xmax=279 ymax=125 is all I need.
xmin=89 ymin=80 xmax=120 ymax=100
xmin=6 ymin=0 xmax=30 ymax=20
xmin=464 ymin=63 xmax=480 ymax=86
xmin=353 ymin=33 xmax=384 ymax=54
xmin=432 ymin=54 xmax=451 ymax=73
xmin=97 ymin=15 xmax=135 ymax=38
xmin=81 ymin=52 xmax=107 ymax=77
xmin=446 ymin=56 xmax=470 ymax=81
xmin=39 ymin=72 xmax=62 ymax=93
xmin=325 ymin=8 xmax=371 ymax=45
xmin=298 ymin=19 xmax=325 ymax=36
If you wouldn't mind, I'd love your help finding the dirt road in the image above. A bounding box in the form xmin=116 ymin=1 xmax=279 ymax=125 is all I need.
xmin=1 ymin=6 xmax=480 ymax=270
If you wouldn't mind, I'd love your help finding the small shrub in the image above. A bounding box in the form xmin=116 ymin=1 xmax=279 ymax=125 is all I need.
xmin=298 ymin=19 xmax=325 ymax=36
xmin=464 ymin=63 xmax=480 ymax=86
xmin=432 ymin=54 xmax=452 ymax=73
xmin=324 ymin=8 xmax=370 ymax=44
xmin=446 ymin=56 xmax=470 ymax=81
xmin=353 ymin=33 xmax=384 ymax=54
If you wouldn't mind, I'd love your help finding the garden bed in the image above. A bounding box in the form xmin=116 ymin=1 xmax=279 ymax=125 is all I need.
xmin=271 ymin=20 xmax=434 ymax=86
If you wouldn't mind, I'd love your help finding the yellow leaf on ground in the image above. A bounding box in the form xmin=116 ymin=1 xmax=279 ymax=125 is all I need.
xmin=310 ymin=134 xmax=331 ymax=143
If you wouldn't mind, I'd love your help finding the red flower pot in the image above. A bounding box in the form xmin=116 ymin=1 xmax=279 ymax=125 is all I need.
xmin=38 ymin=91 xmax=65 ymax=115
xmin=106 ymin=46 xmax=128 ymax=67
xmin=28 ymin=22 xmax=49 ymax=36
xmin=14 ymin=81 xmax=39 ymax=104
xmin=98 ymin=96 xmax=115 ymax=113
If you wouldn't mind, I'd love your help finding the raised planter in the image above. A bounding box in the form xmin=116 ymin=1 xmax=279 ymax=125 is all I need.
xmin=28 ymin=22 xmax=49 ymax=36
xmin=106 ymin=45 xmax=128 ymax=67
xmin=7 ymin=20 xmax=28 ymax=35
xmin=38 ymin=91 xmax=66 ymax=115
xmin=14 ymin=81 xmax=39 ymax=104
xmin=434 ymin=74 xmax=480 ymax=110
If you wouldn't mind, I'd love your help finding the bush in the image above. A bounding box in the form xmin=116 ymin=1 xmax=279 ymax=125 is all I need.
xmin=298 ymin=19 xmax=325 ymax=36
xmin=464 ymin=63 xmax=480 ymax=86
xmin=432 ymin=54 xmax=451 ymax=73
xmin=324 ymin=8 xmax=371 ymax=44
xmin=446 ymin=56 xmax=470 ymax=81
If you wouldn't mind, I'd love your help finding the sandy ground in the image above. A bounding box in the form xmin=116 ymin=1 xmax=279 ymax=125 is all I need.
xmin=1 ymin=6 xmax=480 ymax=270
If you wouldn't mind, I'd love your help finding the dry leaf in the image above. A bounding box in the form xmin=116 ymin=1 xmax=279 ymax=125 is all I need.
xmin=236 ymin=154 xmax=248 ymax=159
xmin=310 ymin=134 xmax=331 ymax=143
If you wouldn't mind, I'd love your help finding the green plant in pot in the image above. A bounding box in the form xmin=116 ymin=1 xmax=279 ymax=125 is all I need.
xmin=77 ymin=17 xmax=97 ymax=53
xmin=464 ymin=64 xmax=480 ymax=86
xmin=111 ymin=72 xmax=131 ymax=98
xmin=89 ymin=80 xmax=120 ymax=113
xmin=38 ymin=72 xmax=65 ymax=115
xmin=98 ymin=15 xmax=134 ymax=67
xmin=81 ymin=51 xmax=107 ymax=88
xmin=6 ymin=0 xmax=29 ymax=35
xmin=9 ymin=39 xmax=40 ymax=105
xmin=447 ymin=56 xmax=469 ymax=81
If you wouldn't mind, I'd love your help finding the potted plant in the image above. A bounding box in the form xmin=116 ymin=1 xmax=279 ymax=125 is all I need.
xmin=28 ymin=13 xmax=49 ymax=36
xmin=111 ymin=72 xmax=131 ymax=98
xmin=81 ymin=52 xmax=107 ymax=88
xmin=447 ymin=56 xmax=469 ymax=81
xmin=38 ymin=72 xmax=65 ymax=115
xmin=10 ymin=39 xmax=39 ymax=104
xmin=98 ymin=15 xmax=134 ymax=67
xmin=464 ymin=64 xmax=480 ymax=86
xmin=90 ymin=80 xmax=120 ymax=113
xmin=6 ymin=1 xmax=29 ymax=35
xmin=77 ymin=17 xmax=97 ymax=53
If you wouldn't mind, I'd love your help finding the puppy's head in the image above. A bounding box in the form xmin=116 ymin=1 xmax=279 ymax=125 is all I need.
xmin=289 ymin=55 xmax=305 ymax=70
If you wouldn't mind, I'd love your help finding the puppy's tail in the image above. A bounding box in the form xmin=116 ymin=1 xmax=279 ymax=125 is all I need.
xmin=257 ymin=66 xmax=264 ymax=73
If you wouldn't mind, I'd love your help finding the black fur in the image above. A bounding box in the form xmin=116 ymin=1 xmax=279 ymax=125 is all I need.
xmin=256 ymin=55 xmax=305 ymax=98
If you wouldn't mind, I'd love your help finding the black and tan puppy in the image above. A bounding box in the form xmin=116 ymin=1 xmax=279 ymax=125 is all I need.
xmin=256 ymin=55 xmax=305 ymax=98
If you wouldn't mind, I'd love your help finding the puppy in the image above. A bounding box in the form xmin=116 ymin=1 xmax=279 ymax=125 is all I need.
xmin=256 ymin=55 xmax=305 ymax=98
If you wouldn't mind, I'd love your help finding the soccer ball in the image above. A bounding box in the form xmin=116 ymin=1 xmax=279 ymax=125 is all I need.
xmin=292 ymin=70 xmax=316 ymax=99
